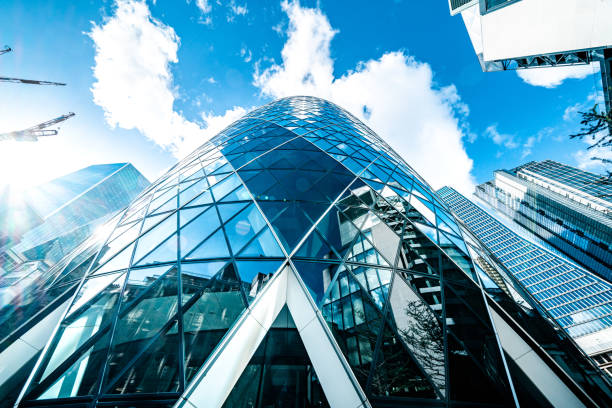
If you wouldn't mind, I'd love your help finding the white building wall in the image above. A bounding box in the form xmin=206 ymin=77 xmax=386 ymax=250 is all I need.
xmin=462 ymin=0 xmax=612 ymax=61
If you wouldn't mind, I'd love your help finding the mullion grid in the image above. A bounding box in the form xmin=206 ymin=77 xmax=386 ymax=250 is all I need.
xmin=19 ymin=97 xmax=524 ymax=407
xmin=20 ymin=178 xmax=160 ymax=404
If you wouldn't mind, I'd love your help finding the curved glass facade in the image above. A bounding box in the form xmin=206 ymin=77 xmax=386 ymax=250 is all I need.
xmin=13 ymin=96 xmax=612 ymax=408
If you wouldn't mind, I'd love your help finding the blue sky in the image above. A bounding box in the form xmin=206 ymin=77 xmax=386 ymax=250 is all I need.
xmin=0 ymin=0 xmax=605 ymax=193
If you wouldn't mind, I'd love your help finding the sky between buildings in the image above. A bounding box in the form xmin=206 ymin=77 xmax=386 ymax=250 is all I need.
xmin=0 ymin=0 xmax=605 ymax=194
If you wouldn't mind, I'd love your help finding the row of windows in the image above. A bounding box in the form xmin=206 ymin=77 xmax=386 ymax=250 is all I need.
xmin=437 ymin=187 xmax=612 ymax=337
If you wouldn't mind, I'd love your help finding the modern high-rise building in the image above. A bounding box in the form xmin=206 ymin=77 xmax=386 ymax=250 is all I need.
xmin=438 ymin=186 xmax=612 ymax=374
xmin=4 ymin=97 xmax=611 ymax=408
xmin=0 ymin=163 xmax=150 ymax=269
xmin=475 ymin=160 xmax=612 ymax=282
xmin=0 ymin=164 xmax=149 ymax=408
xmin=447 ymin=0 xmax=612 ymax=111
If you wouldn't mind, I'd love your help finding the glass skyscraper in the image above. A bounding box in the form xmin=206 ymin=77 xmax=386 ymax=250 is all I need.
xmin=438 ymin=187 xmax=612 ymax=369
xmin=474 ymin=160 xmax=611 ymax=282
xmin=2 ymin=163 xmax=150 ymax=267
xmin=5 ymin=97 xmax=611 ymax=408
xmin=0 ymin=164 xmax=149 ymax=408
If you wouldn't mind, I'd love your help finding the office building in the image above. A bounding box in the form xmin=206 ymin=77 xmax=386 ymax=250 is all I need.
xmin=0 ymin=164 xmax=149 ymax=408
xmin=475 ymin=160 xmax=612 ymax=282
xmin=5 ymin=97 xmax=611 ymax=408
xmin=1 ymin=163 xmax=150 ymax=268
xmin=448 ymin=0 xmax=612 ymax=111
xmin=438 ymin=186 xmax=612 ymax=376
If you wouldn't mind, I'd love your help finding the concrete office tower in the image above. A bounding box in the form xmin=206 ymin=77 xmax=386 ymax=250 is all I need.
xmin=475 ymin=160 xmax=612 ymax=282
xmin=438 ymin=186 xmax=612 ymax=379
xmin=9 ymin=97 xmax=612 ymax=408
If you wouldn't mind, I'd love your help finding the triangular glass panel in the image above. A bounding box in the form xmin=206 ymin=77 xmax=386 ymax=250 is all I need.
xmin=132 ymin=213 xmax=177 ymax=264
xmin=181 ymin=261 xmax=229 ymax=305
xmin=292 ymin=261 xmax=340 ymax=305
xmin=446 ymin=333 xmax=514 ymax=405
xmin=68 ymin=271 xmax=126 ymax=317
xmin=36 ymin=334 xmax=110 ymax=400
xmin=185 ymin=228 xmax=230 ymax=260
xmin=142 ymin=213 xmax=167 ymax=234
xmin=222 ymin=305 xmax=329 ymax=408
xmin=105 ymin=218 xmax=141 ymax=250
xmin=442 ymin=281 xmax=515 ymax=404
xmin=223 ymin=204 xmax=268 ymax=255
xmin=258 ymin=201 xmax=315 ymax=254
xmin=179 ymin=177 xmax=209 ymax=207
xmin=211 ymin=173 xmax=241 ymax=201
xmin=179 ymin=205 xmax=211 ymax=228
xmin=236 ymin=227 xmax=284 ymax=258
xmin=121 ymin=265 xmax=175 ymax=307
xmin=235 ymin=260 xmax=284 ymax=299
xmin=180 ymin=206 xmax=221 ymax=257
xmin=412 ymin=220 xmax=438 ymax=243
xmin=395 ymin=271 xmax=443 ymax=318
xmin=102 ymin=269 xmax=180 ymax=393
xmin=92 ymin=242 xmax=134 ymax=276
xmin=219 ymin=185 xmax=251 ymax=202
xmin=368 ymin=317 xmax=440 ymax=400
xmin=386 ymin=273 xmax=446 ymax=396
xmin=294 ymin=229 xmax=339 ymax=261
xmin=104 ymin=320 xmax=181 ymax=395
xmin=147 ymin=187 xmax=176 ymax=215
xmin=36 ymin=274 xmax=126 ymax=387
xmin=316 ymin=207 xmax=359 ymax=260
xmin=149 ymin=194 xmax=177 ymax=215
xmin=183 ymin=262 xmax=247 ymax=383
xmin=217 ymin=202 xmax=250 ymax=224
xmin=320 ymin=268 xmax=384 ymax=389
xmin=185 ymin=190 xmax=213 ymax=208
xmin=133 ymin=234 xmax=177 ymax=266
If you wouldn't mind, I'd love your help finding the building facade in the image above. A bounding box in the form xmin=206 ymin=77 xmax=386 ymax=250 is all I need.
xmin=1 ymin=163 xmax=150 ymax=268
xmin=474 ymin=160 xmax=612 ymax=282
xmin=0 ymin=164 xmax=149 ymax=408
xmin=4 ymin=97 xmax=611 ymax=408
xmin=438 ymin=187 xmax=612 ymax=372
xmin=448 ymin=0 xmax=612 ymax=111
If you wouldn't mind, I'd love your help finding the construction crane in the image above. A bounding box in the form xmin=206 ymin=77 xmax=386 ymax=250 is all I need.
xmin=0 ymin=112 xmax=75 ymax=142
xmin=0 ymin=77 xmax=66 ymax=86
xmin=0 ymin=46 xmax=65 ymax=86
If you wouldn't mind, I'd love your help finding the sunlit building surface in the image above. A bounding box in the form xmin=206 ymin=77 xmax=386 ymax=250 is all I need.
xmin=475 ymin=160 xmax=612 ymax=282
xmin=1 ymin=163 xmax=150 ymax=268
xmin=0 ymin=164 xmax=149 ymax=408
xmin=5 ymin=97 xmax=612 ymax=408
xmin=448 ymin=0 xmax=612 ymax=111
xmin=438 ymin=186 xmax=612 ymax=376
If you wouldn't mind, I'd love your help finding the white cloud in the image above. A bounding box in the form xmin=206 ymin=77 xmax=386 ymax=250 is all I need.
xmin=89 ymin=0 xmax=242 ymax=158
xmin=521 ymin=127 xmax=552 ymax=159
xmin=240 ymin=46 xmax=252 ymax=63
xmin=254 ymin=0 xmax=475 ymax=193
xmin=563 ymin=102 xmax=582 ymax=121
xmin=228 ymin=1 xmax=248 ymax=21
xmin=195 ymin=0 xmax=211 ymax=14
xmin=193 ymin=0 xmax=212 ymax=25
xmin=574 ymin=148 xmax=612 ymax=174
xmin=516 ymin=63 xmax=599 ymax=88
xmin=483 ymin=124 xmax=518 ymax=149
